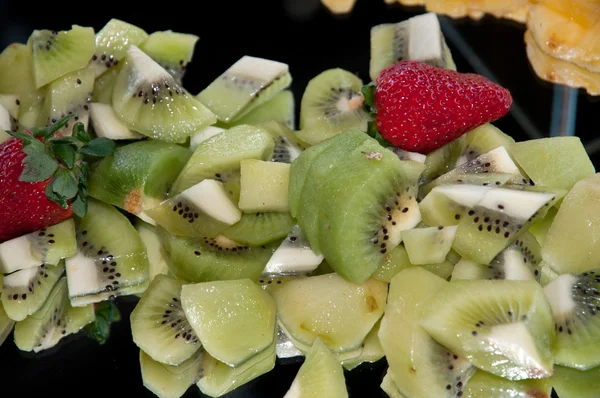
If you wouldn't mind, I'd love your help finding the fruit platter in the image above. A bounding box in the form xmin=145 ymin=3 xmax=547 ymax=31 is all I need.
xmin=1 ymin=3 xmax=599 ymax=398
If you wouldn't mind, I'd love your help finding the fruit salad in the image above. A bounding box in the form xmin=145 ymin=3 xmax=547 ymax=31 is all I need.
xmin=1 ymin=12 xmax=600 ymax=398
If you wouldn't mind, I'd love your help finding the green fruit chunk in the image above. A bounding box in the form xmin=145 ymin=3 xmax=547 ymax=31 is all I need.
xmin=421 ymin=279 xmax=555 ymax=380
xmin=380 ymin=371 xmax=404 ymax=398
xmin=374 ymin=244 xmax=456 ymax=282
xmin=0 ymin=43 xmax=35 ymax=96
xmin=552 ymin=365 xmax=600 ymax=398
xmin=171 ymin=124 xmax=275 ymax=195
xmin=511 ymin=137 xmax=595 ymax=191
xmin=92 ymin=66 xmax=120 ymax=104
xmin=528 ymin=206 xmax=557 ymax=246
xmin=420 ymin=135 xmax=466 ymax=186
xmin=341 ymin=320 xmax=384 ymax=371
xmin=160 ymin=232 xmax=275 ymax=283
xmin=91 ymin=18 xmax=148 ymax=76
xmin=29 ymin=25 xmax=96 ymax=89
xmin=197 ymin=337 xmax=276 ymax=397
xmin=457 ymin=123 xmax=515 ymax=166
xmin=403 ymin=226 xmax=457 ymax=265
xmin=0 ymin=282 xmax=15 ymax=347
xmin=542 ymin=174 xmax=600 ymax=274
xmin=139 ymin=30 xmax=199 ymax=83
xmin=112 ymin=45 xmax=215 ymax=143
xmin=379 ymin=267 xmax=475 ymax=398
xmin=131 ymin=275 xmax=200 ymax=365
xmin=463 ymin=370 xmax=551 ymax=398
xmin=239 ymin=160 xmax=290 ymax=213
xmin=181 ymin=279 xmax=276 ymax=367
xmin=136 ymin=221 xmax=170 ymax=283
xmin=223 ymin=212 xmax=295 ymax=246
xmin=140 ymin=349 xmax=203 ymax=398
xmin=197 ymin=56 xmax=292 ymax=123
xmin=232 ymin=90 xmax=295 ymax=129
xmin=272 ymin=273 xmax=387 ymax=353
xmin=88 ymin=140 xmax=190 ymax=217
xmin=283 ymin=338 xmax=348 ymax=398
xmin=296 ymin=68 xmax=368 ymax=145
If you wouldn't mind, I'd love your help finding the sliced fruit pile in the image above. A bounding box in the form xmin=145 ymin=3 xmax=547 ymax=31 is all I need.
xmin=0 ymin=13 xmax=599 ymax=398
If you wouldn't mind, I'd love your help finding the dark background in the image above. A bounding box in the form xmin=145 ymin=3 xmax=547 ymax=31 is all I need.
xmin=0 ymin=1 xmax=595 ymax=397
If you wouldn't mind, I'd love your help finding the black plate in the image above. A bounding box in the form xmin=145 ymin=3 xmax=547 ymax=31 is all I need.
xmin=1 ymin=1 xmax=592 ymax=396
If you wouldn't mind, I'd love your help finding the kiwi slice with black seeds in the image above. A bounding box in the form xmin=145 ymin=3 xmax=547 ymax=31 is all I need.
xmin=140 ymin=349 xmax=204 ymax=398
xmin=160 ymin=231 xmax=276 ymax=283
xmin=259 ymin=120 xmax=306 ymax=163
xmin=131 ymin=274 xmax=200 ymax=365
xmin=139 ymin=30 xmax=199 ymax=84
xmin=262 ymin=224 xmax=324 ymax=276
xmin=463 ymin=370 xmax=552 ymax=398
xmin=0 ymin=94 xmax=20 ymax=132
xmin=2 ymin=261 xmax=64 ymax=321
xmin=18 ymin=88 xmax=45 ymax=129
xmin=420 ymin=134 xmax=467 ymax=186
xmin=112 ymin=45 xmax=216 ymax=143
xmin=455 ymin=123 xmax=516 ymax=166
xmin=92 ymin=64 xmax=120 ymax=104
xmin=28 ymin=25 xmax=96 ymax=89
xmin=91 ymin=19 xmax=148 ymax=77
xmin=296 ymin=68 xmax=369 ymax=145
xmin=232 ymin=90 xmax=295 ymax=130
xmin=223 ymin=212 xmax=295 ymax=246
xmin=543 ymin=269 xmax=600 ymax=370
xmin=0 ymin=43 xmax=36 ymax=97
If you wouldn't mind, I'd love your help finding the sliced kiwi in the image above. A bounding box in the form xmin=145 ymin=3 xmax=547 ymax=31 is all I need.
xmin=89 ymin=102 xmax=142 ymax=140
xmin=41 ymin=67 xmax=95 ymax=135
xmin=189 ymin=126 xmax=224 ymax=152
xmin=91 ymin=18 xmax=148 ymax=77
xmin=47 ymin=299 xmax=95 ymax=347
xmin=451 ymin=232 xmax=542 ymax=282
xmin=463 ymin=370 xmax=552 ymax=398
xmin=374 ymin=244 xmax=457 ymax=283
xmin=284 ymin=338 xmax=348 ymax=398
xmin=17 ymin=89 xmax=45 ymax=129
xmin=0 ymin=301 xmax=15 ymax=347
xmin=92 ymin=65 xmax=120 ymax=104
xmin=455 ymin=123 xmax=515 ymax=166
xmin=341 ymin=320 xmax=384 ymax=371
xmin=542 ymin=175 xmax=600 ymax=274
xmin=146 ymin=179 xmax=241 ymax=239
xmin=0 ymin=219 xmax=76 ymax=274
xmin=28 ymin=25 xmax=96 ymax=89
xmin=181 ymin=279 xmax=276 ymax=367
xmin=421 ymin=279 xmax=555 ymax=380
xmin=2 ymin=261 xmax=64 ymax=321
xmin=402 ymin=226 xmax=457 ymax=265
xmin=197 ymin=55 xmax=292 ymax=123
xmin=369 ymin=12 xmax=455 ymax=82
xmin=88 ymin=140 xmax=190 ymax=217
xmin=160 ymin=231 xmax=275 ymax=283
xmin=139 ymin=30 xmax=199 ymax=84
xmin=420 ymin=184 xmax=494 ymax=227
xmin=13 ymin=277 xmax=68 ymax=352
xmin=511 ymin=136 xmax=595 ymax=192
xmin=131 ymin=275 xmax=200 ymax=365
xmin=379 ymin=267 xmax=475 ymax=398
xmin=452 ymin=187 xmax=559 ymax=265
xmin=65 ymin=199 xmax=149 ymax=303
xmin=262 ymin=225 xmax=324 ymax=275
xmin=140 ymin=349 xmax=204 ymax=398
xmin=552 ymin=365 xmax=600 ymax=398
xmin=296 ymin=68 xmax=369 ymax=145
xmin=239 ymin=160 xmax=290 ymax=213
xmin=420 ymin=134 xmax=467 ymax=186
xmin=421 ymin=146 xmax=526 ymax=196
xmin=259 ymin=120 xmax=306 ymax=163
xmin=0 ymin=94 xmax=20 ymax=131
xmin=543 ymin=270 xmax=600 ymax=369
xmin=223 ymin=212 xmax=294 ymax=246
xmin=380 ymin=371 xmax=404 ymax=398
xmin=232 ymin=90 xmax=295 ymax=129
xmin=197 ymin=336 xmax=276 ymax=398
xmin=0 ymin=43 xmax=35 ymax=97
xmin=135 ymin=221 xmax=170 ymax=283
xmin=271 ymin=273 xmax=387 ymax=354
xmin=112 ymin=45 xmax=216 ymax=143
xmin=528 ymin=206 xmax=557 ymax=246
xmin=171 ymin=124 xmax=274 ymax=195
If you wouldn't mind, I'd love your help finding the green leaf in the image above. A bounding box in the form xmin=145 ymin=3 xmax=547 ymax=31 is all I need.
xmin=71 ymin=190 xmax=87 ymax=218
xmin=20 ymin=145 xmax=58 ymax=182
xmin=45 ymin=183 xmax=68 ymax=209
xmin=84 ymin=300 xmax=121 ymax=345
xmin=8 ymin=131 xmax=42 ymax=148
xmin=43 ymin=114 xmax=76 ymax=138
xmin=361 ymin=82 xmax=376 ymax=113
xmin=81 ymin=137 xmax=115 ymax=157
xmin=50 ymin=169 xmax=78 ymax=200
xmin=73 ymin=122 xmax=90 ymax=143
xmin=50 ymin=136 xmax=81 ymax=147
xmin=366 ymin=121 xmax=392 ymax=148
xmin=52 ymin=143 xmax=76 ymax=169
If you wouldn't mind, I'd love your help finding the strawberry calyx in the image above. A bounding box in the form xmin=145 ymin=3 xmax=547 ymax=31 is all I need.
xmin=7 ymin=114 xmax=115 ymax=218
xmin=361 ymin=82 xmax=393 ymax=148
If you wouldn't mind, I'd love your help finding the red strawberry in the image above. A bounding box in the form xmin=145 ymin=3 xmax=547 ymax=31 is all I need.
xmin=373 ymin=60 xmax=512 ymax=154
xmin=0 ymin=137 xmax=72 ymax=242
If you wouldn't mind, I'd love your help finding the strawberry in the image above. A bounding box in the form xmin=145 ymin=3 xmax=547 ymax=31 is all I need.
xmin=0 ymin=116 xmax=115 ymax=243
xmin=369 ymin=60 xmax=512 ymax=154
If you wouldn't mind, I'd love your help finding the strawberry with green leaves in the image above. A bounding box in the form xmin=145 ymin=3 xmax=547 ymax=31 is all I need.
xmin=363 ymin=60 xmax=513 ymax=154
xmin=0 ymin=115 xmax=115 ymax=243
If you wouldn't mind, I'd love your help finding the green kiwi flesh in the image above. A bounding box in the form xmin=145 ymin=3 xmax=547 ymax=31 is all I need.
xmin=551 ymin=365 xmax=600 ymax=398
xmin=421 ymin=279 xmax=555 ymax=380
xmin=140 ymin=349 xmax=204 ymax=398
xmin=379 ymin=267 xmax=474 ymax=398
xmin=341 ymin=320 xmax=384 ymax=371
xmin=374 ymin=243 xmax=456 ymax=283
xmin=420 ymin=135 xmax=466 ymax=186
xmin=171 ymin=124 xmax=275 ymax=195
xmin=223 ymin=212 xmax=295 ymax=246
xmin=17 ymin=89 xmax=45 ymax=129
xmin=28 ymin=25 xmax=96 ymax=89
xmin=296 ymin=68 xmax=369 ymax=145
xmin=231 ymin=90 xmax=295 ymax=129
xmin=92 ymin=19 xmax=148 ymax=77
xmin=0 ymin=298 xmax=15 ymax=347
xmin=259 ymin=120 xmax=305 ymax=163
xmin=402 ymin=226 xmax=457 ymax=265
xmin=88 ymin=140 xmax=190 ymax=217
xmin=65 ymin=199 xmax=149 ymax=303
xmin=456 ymin=123 xmax=515 ymax=166
xmin=112 ymin=45 xmax=216 ymax=143
xmin=92 ymin=65 xmax=120 ymax=104
xmin=135 ymin=221 xmax=170 ymax=284
xmin=181 ymin=279 xmax=277 ymax=367
xmin=380 ymin=371 xmax=404 ymax=398
xmin=197 ymin=55 xmax=292 ymax=123
xmin=139 ymin=30 xmax=199 ymax=84
xmin=238 ymin=160 xmax=290 ymax=213
xmin=89 ymin=102 xmax=143 ymax=140
xmin=131 ymin=275 xmax=200 ymax=365
xmin=0 ymin=43 xmax=36 ymax=97
xmin=463 ymin=370 xmax=551 ymax=398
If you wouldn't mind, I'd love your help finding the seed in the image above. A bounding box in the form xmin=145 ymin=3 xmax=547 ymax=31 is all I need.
xmin=446 ymin=385 xmax=451 ymax=390
xmin=468 ymin=210 xmax=475 ymax=216
xmin=498 ymin=204 xmax=505 ymax=210
xmin=472 ymin=331 xmax=478 ymax=336
xmin=474 ymin=217 xmax=479 ymax=223
xmin=455 ymin=214 xmax=461 ymax=220
xmin=402 ymin=207 xmax=409 ymax=213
